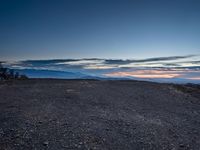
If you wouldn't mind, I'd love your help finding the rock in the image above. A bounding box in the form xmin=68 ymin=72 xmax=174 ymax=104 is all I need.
xmin=0 ymin=128 xmax=4 ymax=135
xmin=105 ymin=128 xmax=110 ymax=131
xmin=9 ymin=128 xmax=15 ymax=131
xmin=179 ymin=144 xmax=185 ymax=148
xmin=15 ymin=134 xmax=20 ymax=138
xmin=43 ymin=141 xmax=49 ymax=146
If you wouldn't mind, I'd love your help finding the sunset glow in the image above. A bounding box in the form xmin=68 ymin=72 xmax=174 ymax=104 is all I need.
xmin=186 ymin=77 xmax=200 ymax=80
xmin=105 ymin=70 xmax=182 ymax=79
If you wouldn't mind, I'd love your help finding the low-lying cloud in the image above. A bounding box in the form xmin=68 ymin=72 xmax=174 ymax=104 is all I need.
xmin=2 ymin=54 xmax=200 ymax=82
xmin=104 ymin=68 xmax=200 ymax=80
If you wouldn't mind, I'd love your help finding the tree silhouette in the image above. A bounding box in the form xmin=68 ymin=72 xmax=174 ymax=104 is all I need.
xmin=15 ymin=72 xmax=19 ymax=79
xmin=0 ymin=62 xmax=3 ymax=80
xmin=0 ymin=62 xmax=8 ymax=80
xmin=0 ymin=62 xmax=28 ymax=80
xmin=9 ymin=69 xmax=15 ymax=79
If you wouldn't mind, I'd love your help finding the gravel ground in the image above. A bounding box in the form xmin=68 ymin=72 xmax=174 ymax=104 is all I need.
xmin=0 ymin=79 xmax=200 ymax=150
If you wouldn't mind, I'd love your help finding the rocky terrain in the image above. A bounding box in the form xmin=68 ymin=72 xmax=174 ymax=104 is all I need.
xmin=0 ymin=79 xmax=200 ymax=150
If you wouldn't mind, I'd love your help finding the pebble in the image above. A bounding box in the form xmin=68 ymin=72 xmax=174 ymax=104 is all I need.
xmin=179 ymin=144 xmax=185 ymax=147
xmin=43 ymin=141 xmax=49 ymax=146
xmin=10 ymin=128 xmax=15 ymax=131
xmin=105 ymin=128 xmax=110 ymax=131
xmin=0 ymin=128 xmax=4 ymax=135
xmin=15 ymin=134 xmax=20 ymax=138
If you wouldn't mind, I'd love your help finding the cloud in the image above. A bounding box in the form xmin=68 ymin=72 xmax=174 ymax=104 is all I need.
xmin=182 ymin=61 xmax=200 ymax=65
xmin=105 ymin=70 xmax=181 ymax=79
xmin=134 ymin=55 xmax=196 ymax=62
xmin=186 ymin=77 xmax=200 ymax=80
xmin=104 ymin=68 xmax=200 ymax=80
xmin=2 ymin=54 xmax=200 ymax=81
xmin=4 ymin=55 xmax=196 ymax=70
xmin=104 ymin=59 xmax=133 ymax=65
xmin=56 ymin=59 xmax=104 ymax=65
xmin=104 ymin=55 xmax=196 ymax=65
xmin=2 ymin=54 xmax=200 ymax=83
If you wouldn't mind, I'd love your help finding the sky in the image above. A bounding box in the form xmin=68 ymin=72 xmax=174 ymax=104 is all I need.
xmin=0 ymin=0 xmax=200 ymax=82
xmin=0 ymin=0 xmax=200 ymax=60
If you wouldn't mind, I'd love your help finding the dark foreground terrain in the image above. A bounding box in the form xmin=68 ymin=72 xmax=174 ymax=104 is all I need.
xmin=0 ymin=79 xmax=200 ymax=150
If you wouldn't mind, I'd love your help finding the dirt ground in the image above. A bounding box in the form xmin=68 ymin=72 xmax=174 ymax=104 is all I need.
xmin=0 ymin=79 xmax=200 ymax=150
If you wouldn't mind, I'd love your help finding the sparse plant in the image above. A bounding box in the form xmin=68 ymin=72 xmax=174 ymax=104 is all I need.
xmin=0 ymin=62 xmax=28 ymax=80
xmin=20 ymin=75 xmax=28 ymax=80
xmin=14 ymin=72 xmax=19 ymax=79
xmin=9 ymin=69 xmax=15 ymax=79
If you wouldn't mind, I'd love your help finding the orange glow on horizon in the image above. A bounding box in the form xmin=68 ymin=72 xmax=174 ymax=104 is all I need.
xmin=186 ymin=77 xmax=200 ymax=80
xmin=104 ymin=70 xmax=181 ymax=79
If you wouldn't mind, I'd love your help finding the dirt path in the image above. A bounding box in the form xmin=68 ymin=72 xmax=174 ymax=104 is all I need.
xmin=0 ymin=79 xmax=200 ymax=150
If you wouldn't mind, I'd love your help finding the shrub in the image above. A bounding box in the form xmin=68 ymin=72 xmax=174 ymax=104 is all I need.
xmin=20 ymin=75 xmax=28 ymax=80
xmin=0 ymin=62 xmax=28 ymax=80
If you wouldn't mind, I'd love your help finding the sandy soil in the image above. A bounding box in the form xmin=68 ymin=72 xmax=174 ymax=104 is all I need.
xmin=0 ymin=79 xmax=200 ymax=150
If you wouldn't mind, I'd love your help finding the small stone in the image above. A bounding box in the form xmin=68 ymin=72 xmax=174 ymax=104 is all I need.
xmin=43 ymin=141 xmax=49 ymax=146
xmin=105 ymin=128 xmax=110 ymax=131
xmin=15 ymin=134 xmax=20 ymax=138
xmin=0 ymin=128 xmax=4 ymax=135
xmin=179 ymin=144 xmax=185 ymax=147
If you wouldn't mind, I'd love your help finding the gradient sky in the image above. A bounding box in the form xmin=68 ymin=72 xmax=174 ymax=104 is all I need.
xmin=1 ymin=0 xmax=200 ymax=60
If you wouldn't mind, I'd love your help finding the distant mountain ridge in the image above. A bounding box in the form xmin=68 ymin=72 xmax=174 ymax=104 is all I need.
xmin=14 ymin=69 xmax=91 ymax=79
xmin=13 ymin=69 xmax=200 ymax=84
xmin=14 ymin=69 xmax=131 ymax=80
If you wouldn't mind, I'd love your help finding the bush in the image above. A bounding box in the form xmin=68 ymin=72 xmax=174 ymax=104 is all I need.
xmin=0 ymin=62 xmax=28 ymax=80
xmin=20 ymin=75 xmax=28 ymax=80
xmin=14 ymin=72 xmax=19 ymax=79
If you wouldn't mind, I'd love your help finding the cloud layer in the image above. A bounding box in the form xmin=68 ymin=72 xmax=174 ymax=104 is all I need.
xmin=2 ymin=54 xmax=200 ymax=82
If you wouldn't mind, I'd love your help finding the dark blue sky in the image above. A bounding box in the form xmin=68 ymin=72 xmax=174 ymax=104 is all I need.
xmin=0 ymin=0 xmax=200 ymax=60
